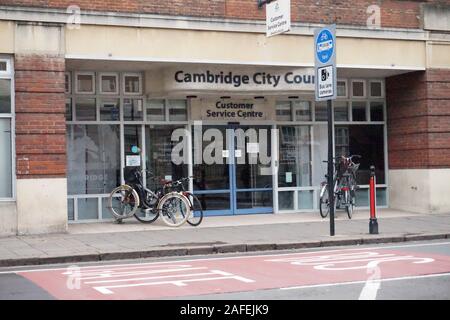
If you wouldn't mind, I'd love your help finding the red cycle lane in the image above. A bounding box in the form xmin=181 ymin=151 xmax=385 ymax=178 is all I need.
xmin=16 ymin=246 xmax=450 ymax=300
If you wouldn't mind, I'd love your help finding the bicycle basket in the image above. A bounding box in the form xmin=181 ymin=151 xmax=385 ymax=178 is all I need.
xmin=124 ymin=167 xmax=140 ymax=184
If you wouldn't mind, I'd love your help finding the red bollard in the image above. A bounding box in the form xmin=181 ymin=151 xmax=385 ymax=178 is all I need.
xmin=369 ymin=165 xmax=379 ymax=234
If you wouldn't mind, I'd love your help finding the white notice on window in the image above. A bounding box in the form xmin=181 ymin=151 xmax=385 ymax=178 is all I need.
xmin=286 ymin=172 xmax=292 ymax=183
xmin=126 ymin=155 xmax=141 ymax=167
xmin=247 ymin=143 xmax=259 ymax=153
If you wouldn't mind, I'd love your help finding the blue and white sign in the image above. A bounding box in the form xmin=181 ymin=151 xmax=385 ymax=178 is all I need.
xmin=314 ymin=25 xmax=337 ymax=101
xmin=316 ymin=29 xmax=334 ymax=64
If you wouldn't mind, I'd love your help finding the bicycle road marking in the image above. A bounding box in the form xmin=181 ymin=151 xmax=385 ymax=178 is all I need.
xmin=1 ymin=241 xmax=450 ymax=275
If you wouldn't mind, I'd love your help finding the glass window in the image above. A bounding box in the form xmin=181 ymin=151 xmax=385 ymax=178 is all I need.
xmin=335 ymin=126 xmax=349 ymax=157
xmin=99 ymin=98 xmax=120 ymax=121
xmin=75 ymin=98 xmax=96 ymax=121
xmin=123 ymin=124 xmax=142 ymax=184
xmin=123 ymin=74 xmax=141 ymax=94
xmin=65 ymin=98 xmax=72 ymax=121
xmin=334 ymin=101 xmax=349 ymax=121
xmin=146 ymin=99 xmax=165 ymax=121
xmin=352 ymin=101 xmax=367 ymax=121
xmin=370 ymin=81 xmax=383 ymax=97
xmin=65 ymin=73 xmax=71 ymax=94
xmin=293 ymin=101 xmax=311 ymax=121
xmin=356 ymin=189 xmax=369 ymax=207
xmin=278 ymin=126 xmax=311 ymax=187
xmin=0 ymin=79 xmax=11 ymax=113
xmin=0 ymin=119 xmax=12 ymax=198
xmin=276 ymin=101 xmax=292 ymax=121
xmin=298 ymin=190 xmax=314 ymax=210
xmin=67 ymin=124 xmax=121 ymax=195
xmin=337 ymin=80 xmax=347 ymax=97
xmin=68 ymin=199 xmax=74 ymax=221
xmin=314 ymin=101 xmax=328 ymax=121
xmin=146 ymin=125 xmax=188 ymax=190
xmin=100 ymin=74 xmax=118 ymax=94
xmin=335 ymin=125 xmax=385 ymax=184
xmin=278 ymin=191 xmax=294 ymax=210
xmin=168 ymin=100 xmax=187 ymax=121
xmin=370 ymin=101 xmax=384 ymax=121
xmin=0 ymin=61 xmax=6 ymax=71
xmin=376 ymin=188 xmax=387 ymax=206
xmin=237 ymin=191 xmax=272 ymax=209
xmin=352 ymin=81 xmax=365 ymax=97
xmin=77 ymin=198 xmax=98 ymax=220
xmin=124 ymin=99 xmax=143 ymax=121
xmin=76 ymin=73 xmax=95 ymax=94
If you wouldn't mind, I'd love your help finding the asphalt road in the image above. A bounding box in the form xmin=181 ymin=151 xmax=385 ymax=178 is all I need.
xmin=0 ymin=239 xmax=449 ymax=300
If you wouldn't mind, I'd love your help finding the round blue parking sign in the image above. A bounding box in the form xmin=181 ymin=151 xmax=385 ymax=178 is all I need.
xmin=316 ymin=29 xmax=334 ymax=64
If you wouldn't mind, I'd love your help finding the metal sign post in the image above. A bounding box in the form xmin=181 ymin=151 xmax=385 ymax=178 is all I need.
xmin=314 ymin=25 xmax=337 ymax=236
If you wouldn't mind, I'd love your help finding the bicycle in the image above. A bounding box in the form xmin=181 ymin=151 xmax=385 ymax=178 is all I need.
xmin=163 ymin=177 xmax=204 ymax=227
xmin=107 ymin=167 xmax=191 ymax=227
xmin=319 ymin=155 xmax=361 ymax=219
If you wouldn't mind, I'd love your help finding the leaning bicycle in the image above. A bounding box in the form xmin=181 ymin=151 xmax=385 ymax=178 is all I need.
xmin=107 ymin=167 xmax=191 ymax=227
xmin=163 ymin=177 xmax=204 ymax=227
xmin=319 ymin=155 xmax=361 ymax=219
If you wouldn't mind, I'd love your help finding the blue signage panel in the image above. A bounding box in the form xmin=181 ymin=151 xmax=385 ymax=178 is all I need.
xmin=314 ymin=24 xmax=337 ymax=101
xmin=316 ymin=29 xmax=334 ymax=64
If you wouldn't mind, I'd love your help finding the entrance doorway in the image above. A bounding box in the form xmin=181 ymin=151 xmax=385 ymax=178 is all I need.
xmin=193 ymin=124 xmax=273 ymax=216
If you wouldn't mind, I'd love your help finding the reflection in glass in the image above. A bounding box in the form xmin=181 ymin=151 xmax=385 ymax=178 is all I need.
xmin=124 ymin=99 xmax=143 ymax=121
xmin=67 ymin=124 xmax=120 ymax=195
xmin=0 ymin=119 xmax=12 ymax=197
xmin=0 ymin=79 xmax=11 ymax=113
xmin=276 ymin=101 xmax=291 ymax=121
xmin=75 ymin=98 xmax=96 ymax=121
xmin=237 ymin=191 xmax=272 ymax=209
xmin=146 ymin=125 xmax=188 ymax=190
xmin=124 ymin=75 xmax=140 ymax=94
xmin=293 ymin=101 xmax=311 ymax=121
xmin=298 ymin=190 xmax=314 ymax=210
xmin=193 ymin=193 xmax=230 ymax=211
xmin=370 ymin=102 xmax=384 ymax=121
xmin=77 ymin=74 xmax=94 ymax=93
xmin=168 ymin=100 xmax=187 ymax=121
xmin=278 ymin=126 xmax=311 ymax=187
xmin=278 ymin=191 xmax=294 ymax=210
xmin=101 ymin=75 xmax=117 ymax=93
xmin=315 ymin=101 xmax=328 ymax=121
xmin=147 ymin=99 xmax=165 ymax=121
xmin=193 ymin=126 xmax=229 ymax=191
xmin=65 ymin=98 xmax=72 ymax=121
xmin=77 ymin=198 xmax=98 ymax=220
xmin=100 ymin=98 xmax=120 ymax=121
xmin=352 ymin=101 xmax=367 ymax=121
xmin=334 ymin=101 xmax=349 ymax=121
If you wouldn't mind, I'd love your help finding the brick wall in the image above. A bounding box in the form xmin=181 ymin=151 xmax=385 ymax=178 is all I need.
xmin=14 ymin=54 xmax=66 ymax=178
xmin=386 ymin=69 xmax=450 ymax=169
xmin=0 ymin=0 xmax=441 ymax=29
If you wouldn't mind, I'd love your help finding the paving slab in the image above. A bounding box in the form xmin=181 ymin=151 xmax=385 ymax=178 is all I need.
xmin=0 ymin=209 xmax=449 ymax=267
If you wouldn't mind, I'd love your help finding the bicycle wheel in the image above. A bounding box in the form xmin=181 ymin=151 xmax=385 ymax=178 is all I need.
xmin=108 ymin=185 xmax=139 ymax=220
xmin=319 ymin=184 xmax=330 ymax=218
xmin=134 ymin=207 xmax=159 ymax=223
xmin=157 ymin=192 xmax=191 ymax=227
xmin=345 ymin=189 xmax=354 ymax=219
xmin=184 ymin=192 xmax=203 ymax=227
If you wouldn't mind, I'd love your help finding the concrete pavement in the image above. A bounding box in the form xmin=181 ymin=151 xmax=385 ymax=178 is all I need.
xmin=0 ymin=209 xmax=449 ymax=267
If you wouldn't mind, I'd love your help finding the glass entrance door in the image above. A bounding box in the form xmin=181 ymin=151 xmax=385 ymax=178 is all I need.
xmin=193 ymin=124 xmax=273 ymax=216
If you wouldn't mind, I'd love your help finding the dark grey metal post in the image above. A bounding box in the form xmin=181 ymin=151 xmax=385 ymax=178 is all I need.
xmin=327 ymin=99 xmax=335 ymax=236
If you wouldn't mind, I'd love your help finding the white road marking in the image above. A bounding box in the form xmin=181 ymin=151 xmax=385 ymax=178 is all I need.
xmin=279 ymin=272 xmax=450 ymax=291
xmin=1 ymin=241 xmax=449 ymax=274
xmin=92 ymin=269 xmax=255 ymax=295
xmin=267 ymin=251 xmax=434 ymax=271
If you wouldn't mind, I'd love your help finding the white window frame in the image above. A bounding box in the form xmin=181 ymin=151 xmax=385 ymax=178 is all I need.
xmin=351 ymin=79 xmax=366 ymax=98
xmin=0 ymin=56 xmax=15 ymax=201
xmin=75 ymin=71 xmax=96 ymax=94
xmin=65 ymin=72 xmax=71 ymax=94
xmin=337 ymin=79 xmax=348 ymax=98
xmin=0 ymin=58 xmax=11 ymax=77
xmin=99 ymin=72 xmax=119 ymax=95
xmin=122 ymin=73 xmax=142 ymax=95
xmin=369 ymin=79 xmax=385 ymax=98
